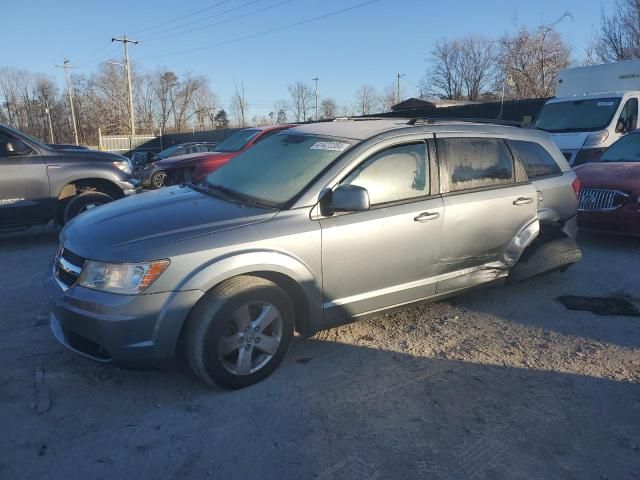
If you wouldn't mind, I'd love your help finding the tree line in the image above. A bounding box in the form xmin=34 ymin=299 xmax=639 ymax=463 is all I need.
xmin=1 ymin=1 xmax=639 ymax=145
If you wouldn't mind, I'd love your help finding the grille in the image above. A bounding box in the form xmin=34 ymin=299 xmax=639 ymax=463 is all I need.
xmin=578 ymin=188 xmax=628 ymax=212
xmin=54 ymin=248 xmax=86 ymax=289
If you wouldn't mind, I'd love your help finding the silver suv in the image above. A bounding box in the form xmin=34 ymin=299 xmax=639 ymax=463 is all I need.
xmin=48 ymin=119 xmax=580 ymax=389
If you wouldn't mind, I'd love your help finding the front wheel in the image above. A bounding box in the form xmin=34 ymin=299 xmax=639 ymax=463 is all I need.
xmin=184 ymin=276 xmax=294 ymax=389
xmin=150 ymin=170 xmax=167 ymax=189
xmin=62 ymin=191 xmax=113 ymax=224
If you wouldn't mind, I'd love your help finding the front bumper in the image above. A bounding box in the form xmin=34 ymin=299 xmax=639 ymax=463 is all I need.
xmin=47 ymin=275 xmax=202 ymax=366
xmin=578 ymin=205 xmax=640 ymax=237
xmin=117 ymin=178 xmax=142 ymax=196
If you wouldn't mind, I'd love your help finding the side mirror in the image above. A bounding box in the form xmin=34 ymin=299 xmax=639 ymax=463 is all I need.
xmin=6 ymin=139 xmax=31 ymax=156
xmin=325 ymin=184 xmax=370 ymax=214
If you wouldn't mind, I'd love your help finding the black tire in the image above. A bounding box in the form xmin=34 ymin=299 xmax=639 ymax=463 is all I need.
xmin=150 ymin=171 xmax=167 ymax=189
xmin=184 ymin=276 xmax=294 ymax=389
xmin=62 ymin=192 xmax=113 ymax=224
xmin=508 ymin=236 xmax=582 ymax=284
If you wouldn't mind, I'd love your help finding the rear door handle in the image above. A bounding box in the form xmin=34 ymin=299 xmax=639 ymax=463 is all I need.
xmin=513 ymin=197 xmax=534 ymax=206
xmin=414 ymin=211 xmax=440 ymax=222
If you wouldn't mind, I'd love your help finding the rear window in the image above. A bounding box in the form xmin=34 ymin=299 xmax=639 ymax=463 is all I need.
xmin=437 ymin=138 xmax=514 ymax=193
xmin=508 ymin=140 xmax=561 ymax=178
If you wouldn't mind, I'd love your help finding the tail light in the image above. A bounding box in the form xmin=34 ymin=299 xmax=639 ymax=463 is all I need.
xmin=572 ymin=177 xmax=581 ymax=198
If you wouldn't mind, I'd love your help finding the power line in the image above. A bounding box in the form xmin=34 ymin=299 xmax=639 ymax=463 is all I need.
xmin=131 ymin=0 xmax=235 ymax=36
xmin=141 ymin=0 xmax=295 ymax=43
xmin=139 ymin=0 xmax=382 ymax=61
xmin=139 ymin=0 xmax=265 ymax=41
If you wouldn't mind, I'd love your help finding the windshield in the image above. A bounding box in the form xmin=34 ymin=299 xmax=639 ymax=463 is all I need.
xmin=2 ymin=124 xmax=51 ymax=150
xmin=156 ymin=144 xmax=184 ymax=159
xmin=204 ymin=133 xmax=353 ymax=206
xmin=214 ymin=129 xmax=260 ymax=152
xmin=534 ymin=98 xmax=621 ymax=133
xmin=600 ymin=133 xmax=640 ymax=162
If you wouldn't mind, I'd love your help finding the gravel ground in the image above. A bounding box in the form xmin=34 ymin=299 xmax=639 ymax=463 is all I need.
xmin=1 ymin=225 xmax=639 ymax=480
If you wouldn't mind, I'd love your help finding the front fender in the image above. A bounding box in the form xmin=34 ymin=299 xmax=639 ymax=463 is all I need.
xmin=179 ymin=250 xmax=323 ymax=334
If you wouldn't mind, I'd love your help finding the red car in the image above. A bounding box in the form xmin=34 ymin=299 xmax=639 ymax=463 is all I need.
xmin=164 ymin=125 xmax=293 ymax=185
xmin=575 ymin=131 xmax=640 ymax=236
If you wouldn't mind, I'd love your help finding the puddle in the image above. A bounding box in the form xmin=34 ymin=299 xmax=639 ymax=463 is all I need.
xmin=557 ymin=295 xmax=640 ymax=317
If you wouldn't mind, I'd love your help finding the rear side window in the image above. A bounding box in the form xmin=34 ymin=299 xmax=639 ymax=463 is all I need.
xmin=437 ymin=138 xmax=514 ymax=193
xmin=508 ymin=140 xmax=561 ymax=178
xmin=344 ymin=143 xmax=428 ymax=205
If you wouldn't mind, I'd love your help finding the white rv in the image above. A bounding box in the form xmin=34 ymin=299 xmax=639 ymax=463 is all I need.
xmin=534 ymin=60 xmax=640 ymax=165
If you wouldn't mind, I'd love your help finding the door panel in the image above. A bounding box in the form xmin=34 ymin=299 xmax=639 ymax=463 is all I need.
xmin=0 ymin=146 xmax=49 ymax=226
xmin=320 ymin=197 xmax=444 ymax=323
xmin=437 ymin=184 xmax=537 ymax=292
xmin=435 ymin=135 xmax=537 ymax=293
xmin=319 ymin=140 xmax=441 ymax=323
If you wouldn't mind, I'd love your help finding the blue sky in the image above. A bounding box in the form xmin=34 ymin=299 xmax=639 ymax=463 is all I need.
xmin=3 ymin=0 xmax=614 ymax=117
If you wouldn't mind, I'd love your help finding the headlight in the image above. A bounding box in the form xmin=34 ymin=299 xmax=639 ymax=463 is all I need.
xmin=583 ymin=129 xmax=609 ymax=147
xmin=113 ymin=160 xmax=133 ymax=175
xmin=78 ymin=260 xmax=169 ymax=294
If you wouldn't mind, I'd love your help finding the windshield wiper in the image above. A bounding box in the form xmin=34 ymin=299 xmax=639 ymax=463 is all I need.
xmin=192 ymin=182 xmax=273 ymax=208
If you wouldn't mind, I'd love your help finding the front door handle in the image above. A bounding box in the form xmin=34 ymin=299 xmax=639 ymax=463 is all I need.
xmin=414 ymin=211 xmax=440 ymax=222
xmin=513 ymin=197 xmax=534 ymax=206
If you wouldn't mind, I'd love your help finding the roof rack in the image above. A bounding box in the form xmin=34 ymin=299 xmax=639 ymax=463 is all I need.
xmin=406 ymin=117 xmax=526 ymax=128
xmin=332 ymin=116 xmax=403 ymax=122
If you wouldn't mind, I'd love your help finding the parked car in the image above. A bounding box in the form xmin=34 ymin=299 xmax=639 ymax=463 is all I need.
xmin=48 ymin=119 xmax=580 ymax=389
xmin=189 ymin=125 xmax=293 ymax=183
xmin=0 ymin=124 xmax=140 ymax=229
xmin=574 ymin=130 xmax=640 ymax=236
xmin=135 ymin=142 xmax=219 ymax=187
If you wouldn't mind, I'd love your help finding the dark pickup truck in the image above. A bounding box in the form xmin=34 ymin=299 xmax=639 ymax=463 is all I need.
xmin=0 ymin=124 xmax=140 ymax=230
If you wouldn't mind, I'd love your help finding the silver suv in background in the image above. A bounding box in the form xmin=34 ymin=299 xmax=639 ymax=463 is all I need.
xmin=47 ymin=119 xmax=580 ymax=389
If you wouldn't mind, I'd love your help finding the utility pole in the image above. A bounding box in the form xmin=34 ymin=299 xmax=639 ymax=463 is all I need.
xmin=56 ymin=59 xmax=79 ymax=145
xmin=312 ymin=77 xmax=319 ymax=121
xmin=44 ymin=100 xmax=55 ymax=143
xmin=112 ymin=35 xmax=139 ymax=140
xmin=396 ymin=73 xmax=406 ymax=105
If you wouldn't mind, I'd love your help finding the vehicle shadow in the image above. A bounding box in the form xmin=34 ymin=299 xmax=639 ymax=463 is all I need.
xmin=0 ymin=223 xmax=58 ymax=250
xmin=3 ymin=336 xmax=638 ymax=480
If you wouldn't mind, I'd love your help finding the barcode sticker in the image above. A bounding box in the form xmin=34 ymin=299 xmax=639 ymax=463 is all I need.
xmin=310 ymin=141 xmax=350 ymax=152
xmin=597 ymin=101 xmax=615 ymax=107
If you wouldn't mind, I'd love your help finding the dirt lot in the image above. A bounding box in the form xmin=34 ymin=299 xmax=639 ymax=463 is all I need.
xmin=1 ymin=225 xmax=639 ymax=480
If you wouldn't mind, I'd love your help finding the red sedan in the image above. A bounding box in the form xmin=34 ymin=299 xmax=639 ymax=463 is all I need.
xmin=575 ymin=131 xmax=640 ymax=236
xmin=164 ymin=125 xmax=293 ymax=185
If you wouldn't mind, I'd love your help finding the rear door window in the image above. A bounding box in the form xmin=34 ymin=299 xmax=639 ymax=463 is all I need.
xmin=508 ymin=140 xmax=561 ymax=178
xmin=436 ymin=138 xmax=514 ymax=193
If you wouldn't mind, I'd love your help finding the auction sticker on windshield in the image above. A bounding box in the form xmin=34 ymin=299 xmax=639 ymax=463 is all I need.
xmin=310 ymin=141 xmax=350 ymax=152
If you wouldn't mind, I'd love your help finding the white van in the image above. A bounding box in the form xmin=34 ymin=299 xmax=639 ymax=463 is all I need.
xmin=533 ymin=60 xmax=640 ymax=165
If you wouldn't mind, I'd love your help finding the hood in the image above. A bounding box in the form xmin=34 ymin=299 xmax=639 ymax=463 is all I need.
xmin=58 ymin=149 xmax=128 ymax=162
xmin=550 ymin=132 xmax=590 ymax=151
xmin=154 ymin=152 xmax=218 ymax=169
xmin=575 ymin=162 xmax=640 ymax=193
xmin=60 ymin=185 xmax=277 ymax=262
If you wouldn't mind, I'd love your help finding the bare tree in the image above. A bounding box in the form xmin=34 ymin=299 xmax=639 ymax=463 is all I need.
xmin=422 ymin=35 xmax=497 ymax=101
xmin=151 ymin=70 xmax=178 ymax=133
xmin=354 ymin=85 xmax=380 ymax=115
xmin=287 ymin=82 xmax=314 ymax=122
xmin=595 ymin=0 xmax=640 ymax=62
xmin=422 ymin=38 xmax=464 ymax=100
xmin=231 ymin=80 xmax=247 ymax=127
xmin=498 ymin=21 xmax=571 ymax=98
xmin=380 ymin=83 xmax=405 ymax=111
xmin=319 ymin=97 xmax=338 ymax=119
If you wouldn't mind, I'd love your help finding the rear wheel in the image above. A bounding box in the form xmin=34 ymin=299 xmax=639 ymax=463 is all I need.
xmin=62 ymin=191 xmax=113 ymax=224
xmin=508 ymin=236 xmax=582 ymax=283
xmin=150 ymin=171 xmax=167 ymax=189
xmin=184 ymin=276 xmax=294 ymax=389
